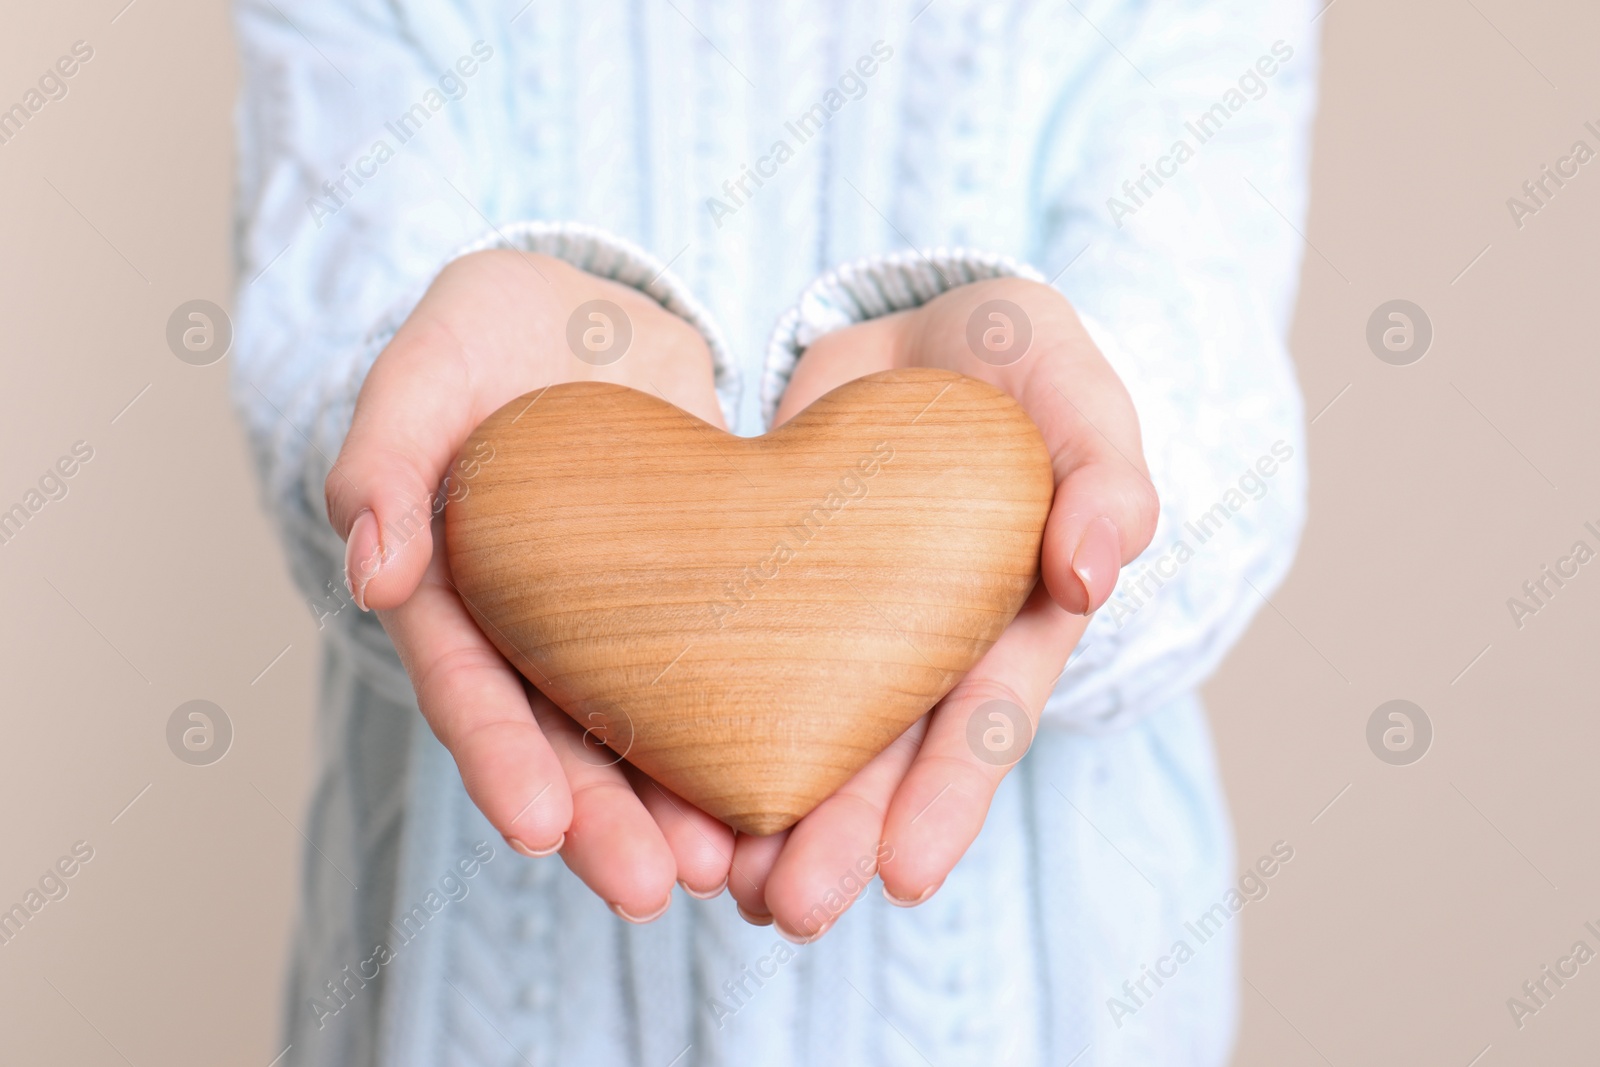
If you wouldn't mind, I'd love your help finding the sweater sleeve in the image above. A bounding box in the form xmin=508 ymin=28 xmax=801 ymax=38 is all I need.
xmin=1029 ymin=0 xmax=1319 ymax=730
xmin=229 ymin=0 xmax=732 ymax=695
xmin=762 ymin=0 xmax=1319 ymax=733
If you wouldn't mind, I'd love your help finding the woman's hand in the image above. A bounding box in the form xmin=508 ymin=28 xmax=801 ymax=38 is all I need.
xmin=326 ymin=249 xmax=735 ymax=922
xmin=728 ymin=277 xmax=1160 ymax=940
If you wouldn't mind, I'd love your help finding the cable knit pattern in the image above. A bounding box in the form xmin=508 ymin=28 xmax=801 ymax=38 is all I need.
xmin=231 ymin=1 xmax=1319 ymax=1064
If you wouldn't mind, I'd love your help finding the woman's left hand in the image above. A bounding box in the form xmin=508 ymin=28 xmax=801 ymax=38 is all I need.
xmin=726 ymin=277 xmax=1160 ymax=939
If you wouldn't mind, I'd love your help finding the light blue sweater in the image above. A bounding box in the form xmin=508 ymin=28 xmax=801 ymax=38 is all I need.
xmin=230 ymin=1 xmax=1318 ymax=1064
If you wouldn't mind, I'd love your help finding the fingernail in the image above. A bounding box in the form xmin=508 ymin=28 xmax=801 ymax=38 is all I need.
xmin=883 ymin=881 xmax=941 ymax=908
xmin=507 ymin=833 xmax=564 ymax=858
xmin=1070 ymin=516 xmax=1121 ymax=614
xmin=344 ymin=509 xmax=381 ymax=612
xmin=735 ymin=903 xmax=774 ymax=926
xmin=611 ymin=896 xmax=672 ymax=924
xmin=680 ymin=878 xmax=727 ymax=901
xmin=776 ymin=920 xmax=826 ymax=945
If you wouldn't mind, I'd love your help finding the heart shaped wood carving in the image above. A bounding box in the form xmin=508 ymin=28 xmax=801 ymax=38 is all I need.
xmin=445 ymin=368 xmax=1053 ymax=835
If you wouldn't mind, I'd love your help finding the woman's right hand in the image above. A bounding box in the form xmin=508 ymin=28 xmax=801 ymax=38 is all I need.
xmin=326 ymin=249 xmax=736 ymax=922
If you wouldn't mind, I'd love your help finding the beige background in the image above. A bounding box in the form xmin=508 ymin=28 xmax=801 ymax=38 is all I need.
xmin=2 ymin=0 xmax=1595 ymax=1063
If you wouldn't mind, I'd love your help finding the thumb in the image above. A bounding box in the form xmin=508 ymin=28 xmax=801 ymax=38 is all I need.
xmin=326 ymin=323 xmax=487 ymax=612
xmin=1041 ymin=456 xmax=1159 ymax=616
xmin=982 ymin=303 xmax=1159 ymax=617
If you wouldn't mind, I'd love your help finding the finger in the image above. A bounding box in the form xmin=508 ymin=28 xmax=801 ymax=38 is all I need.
xmin=901 ymin=279 xmax=1160 ymax=614
xmin=931 ymin=279 xmax=1158 ymax=616
xmin=327 ymin=293 xmax=517 ymax=613
xmin=728 ymin=829 xmax=789 ymax=925
xmin=379 ymin=551 xmax=572 ymax=855
xmin=971 ymin=281 xmax=1159 ymax=615
xmin=528 ymin=698 xmax=679 ymax=922
xmin=763 ymin=717 xmax=927 ymax=942
xmin=1018 ymin=358 xmax=1159 ymax=615
xmin=879 ymin=582 xmax=1088 ymax=902
xmin=630 ymin=770 xmax=736 ymax=899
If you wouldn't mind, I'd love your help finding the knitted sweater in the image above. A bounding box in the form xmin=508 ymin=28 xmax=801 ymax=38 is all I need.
xmin=230 ymin=1 xmax=1318 ymax=1063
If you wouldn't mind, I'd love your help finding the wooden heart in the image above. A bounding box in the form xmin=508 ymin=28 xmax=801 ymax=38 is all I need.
xmin=445 ymin=368 xmax=1053 ymax=835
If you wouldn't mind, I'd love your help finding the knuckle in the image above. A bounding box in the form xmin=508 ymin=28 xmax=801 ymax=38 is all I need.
xmin=1130 ymin=474 xmax=1161 ymax=534
xmin=414 ymin=646 xmax=510 ymax=725
xmin=322 ymin=471 xmax=342 ymax=525
xmin=946 ymin=676 xmax=1029 ymax=718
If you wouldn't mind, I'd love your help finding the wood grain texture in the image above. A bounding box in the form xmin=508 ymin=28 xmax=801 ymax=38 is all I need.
xmin=444 ymin=368 xmax=1054 ymax=835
